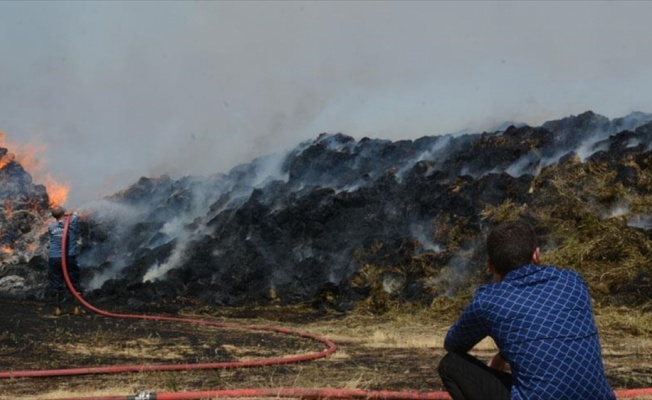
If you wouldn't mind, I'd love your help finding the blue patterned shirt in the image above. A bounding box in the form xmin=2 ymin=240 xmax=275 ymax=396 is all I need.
xmin=444 ymin=264 xmax=615 ymax=400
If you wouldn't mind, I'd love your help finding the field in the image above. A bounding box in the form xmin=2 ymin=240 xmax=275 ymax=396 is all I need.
xmin=1 ymin=298 xmax=651 ymax=400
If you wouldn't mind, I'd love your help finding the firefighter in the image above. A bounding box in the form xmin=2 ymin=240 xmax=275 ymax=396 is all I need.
xmin=47 ymin=206 xmax=83 ymax=316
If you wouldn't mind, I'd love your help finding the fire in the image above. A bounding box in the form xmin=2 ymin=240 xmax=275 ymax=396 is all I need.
xmin=1 ymin=246 xmax=13 ymax=255
xmin=0 ymin=151 xmax=15 ymax=170
xmin=44 ymin=178 xmax=70 ymax=207
xmin=0 ymin=131 xmax=70 ymax=207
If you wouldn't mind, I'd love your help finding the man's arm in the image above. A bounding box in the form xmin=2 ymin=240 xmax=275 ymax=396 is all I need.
xmin=65 ymin=213 xmax=81 ymax=249
xmin=444 ymin=296 xmax=490 ymax=353
xmin=67 ymin=213 xmax=80 ymax=231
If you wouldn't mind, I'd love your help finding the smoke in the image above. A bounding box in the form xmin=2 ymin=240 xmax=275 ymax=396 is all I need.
xmin=2 ymin=2 xmax=652 ymax=207
xmin=605 ymin=204 xmax=631 ymax=220
xmin=505 ymin=153 xmax=541 ymax=178
xmin=142 ymin=234 xmax=190 ymax=283
xmin=409 ymin=222 xmax=444 ymax=254
xmin=139 ymin=151 xmax=290 ymax=283
xmin=425 ymin=254 xmax=475 ymax=298
xmin=78 ymin=200 xmax=142 ymax=289
xmin=73 ymin=107 xmax=652 ymax=289
xmin=395 ymin=135 xmax=454 ymax=181
xmin=628 ymin=214 xmax=652 ymax=231
xmin=576 ymin=133 xmax=610 ymax=162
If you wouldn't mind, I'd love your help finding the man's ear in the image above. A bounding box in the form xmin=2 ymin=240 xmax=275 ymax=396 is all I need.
xmin=532 ymin=247 xmax=541 ymax=264
xmin=487 ymin=260 xmax=498 ymax=274
xmin=487 ymin=260 xmax=503 ymax=282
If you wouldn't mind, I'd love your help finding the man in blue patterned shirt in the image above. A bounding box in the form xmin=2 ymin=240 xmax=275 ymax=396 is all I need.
xmin=438 ymin=220 xmax=615 ymax=400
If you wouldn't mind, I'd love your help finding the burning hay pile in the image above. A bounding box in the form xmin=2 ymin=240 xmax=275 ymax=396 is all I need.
xmin=0 ymin=145 xmax=51 ymax=295
xmin=1 ymin=111 xmax=651 ymax=314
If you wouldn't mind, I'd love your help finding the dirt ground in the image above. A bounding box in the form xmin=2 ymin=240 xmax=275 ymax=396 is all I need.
xmin=1 ymin=298 xmax=651 ymax=400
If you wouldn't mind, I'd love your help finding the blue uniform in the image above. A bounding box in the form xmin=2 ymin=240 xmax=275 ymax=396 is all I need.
xmin=47 ymin=214 xmax=82 ymax=296
xmin=48 ymin=214 xmax=80 ymax=258
xmin=444 ymin=264 xmax=615 ymax=400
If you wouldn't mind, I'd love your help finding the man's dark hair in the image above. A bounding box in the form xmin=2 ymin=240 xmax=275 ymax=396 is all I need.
xmin=486 ymin=220 xmax=539 ymax=275
xmin=51 ymin=206 xmax=66 ymax=219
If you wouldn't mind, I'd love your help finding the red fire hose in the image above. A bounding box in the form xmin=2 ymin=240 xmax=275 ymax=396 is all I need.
xmin=1 ymin=215 xmax=650 ymax=399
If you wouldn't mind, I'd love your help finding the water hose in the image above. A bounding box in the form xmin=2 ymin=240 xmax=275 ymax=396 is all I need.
xmin=1 ymin=215 xmax=650 ymax=399
xmin=1 ymin=215 xmax=337 ymax=377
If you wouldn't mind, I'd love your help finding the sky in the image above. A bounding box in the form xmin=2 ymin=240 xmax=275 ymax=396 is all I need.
xmin=1 ymin=1 xmax=651 ymax=207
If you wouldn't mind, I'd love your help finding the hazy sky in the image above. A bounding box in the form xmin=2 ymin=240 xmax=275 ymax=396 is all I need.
xmin=1 ymin=1 xmax=651 ymax=206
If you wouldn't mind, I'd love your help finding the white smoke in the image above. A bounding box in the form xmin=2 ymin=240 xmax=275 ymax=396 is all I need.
xmin=396 ymin=135 xmax=454 ymax=180
xmin=628 ymin=214 xmax=652 ymax=230
xmin=78 ymin=199 xmax=142 ymax=289
xmin=140 ymin=151 xmax=289 ymax=282
xmin=602 ymin=201 xmax=631 ymax=220
xmin=576 ymin=134 xmax=610 ymax=162
xmin=505 ymin=153 xmax=541 ymax=178
xmin=3 ymin=2 xmax=652 ymax=208
xmin=249 ymin=152 xmax=290 ymax=189
xmin=410 ymin=223 xmax=444 ymax=253
xmin=142 ymin=240 xmax=190 ymax=283
xmin=425 ymin=254 xmax=474 ymax=297
xmin=625 ymin=137 xmax=642 ymax=149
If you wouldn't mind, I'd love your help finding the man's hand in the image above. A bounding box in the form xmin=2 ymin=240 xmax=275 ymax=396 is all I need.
xmin=488 ymin=352 xmax=508 ymax=372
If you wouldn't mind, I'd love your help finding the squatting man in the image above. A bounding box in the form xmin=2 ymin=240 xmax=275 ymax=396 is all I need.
xmin=438 ymin=220 xmax=615 ymax=400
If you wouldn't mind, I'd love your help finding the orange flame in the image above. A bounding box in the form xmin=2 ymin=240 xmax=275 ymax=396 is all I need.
xmin=0 ymin=151 xmax=14 ymax=170
xmin=44 ymin=177 xmax=70 ymax=208
xmin=0 ymin=131 xmax=70 ymax=207
xmin=1 ymin=246 xmax=13 ymax=255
